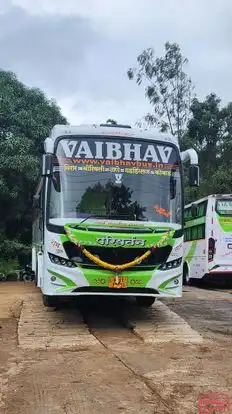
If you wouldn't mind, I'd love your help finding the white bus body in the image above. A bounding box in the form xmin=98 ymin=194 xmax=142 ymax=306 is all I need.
xmin=184 ymin=194 xmax=232 ymax=283
xmin=32 ymin=124 xmax=199 ymax=307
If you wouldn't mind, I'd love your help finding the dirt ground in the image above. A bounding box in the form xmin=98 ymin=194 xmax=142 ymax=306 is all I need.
xmin=0 ymin=282 xmax=232 ymax=414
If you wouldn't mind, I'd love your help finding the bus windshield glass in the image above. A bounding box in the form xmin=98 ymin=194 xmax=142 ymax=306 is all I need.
xmin=49 ymin=137 xmax=182 ymax=224
xmin=216 ymin=199 xmax=232 ymax=216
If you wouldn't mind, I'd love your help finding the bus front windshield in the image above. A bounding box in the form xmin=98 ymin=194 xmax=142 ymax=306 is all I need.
xmin=48 ymin=137 xmax=182 ymax=224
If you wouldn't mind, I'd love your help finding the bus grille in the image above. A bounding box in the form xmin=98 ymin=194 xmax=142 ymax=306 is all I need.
xmin=63 ymin=242 xmax=172 ymax=270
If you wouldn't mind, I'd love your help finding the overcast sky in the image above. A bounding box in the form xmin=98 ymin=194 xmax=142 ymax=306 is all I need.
xmin=0 ymin=0 xmax=232 ymax=125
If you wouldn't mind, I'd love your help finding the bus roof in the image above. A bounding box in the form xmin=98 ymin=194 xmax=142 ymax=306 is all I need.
xmin=48 ymin=124 xmax=179 ymax=147
xmin=185 ymin=194 xmax=232 ymax=208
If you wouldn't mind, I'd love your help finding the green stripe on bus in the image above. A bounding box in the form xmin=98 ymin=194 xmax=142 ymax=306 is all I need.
xmin=158 ymin=274 xmax=181 ymax=293
xmin=81 ymin=267 xmax=154 ymax=287
xmin=185 ymin=240 xmax=197 ymax=264
xmin=48 ymin=269 xmax=76 ymax=287
xmin=216 ymin=214 xmax=232 ymax=232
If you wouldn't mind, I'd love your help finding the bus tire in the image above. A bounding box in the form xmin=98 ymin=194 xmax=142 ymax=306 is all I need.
xmin=136 ymin=296 xmax=156 ymax=307
xmin=183 ymin=263 xmax=190 ymax=285
xmin=42 ymin=294 xmax=59 ymax=308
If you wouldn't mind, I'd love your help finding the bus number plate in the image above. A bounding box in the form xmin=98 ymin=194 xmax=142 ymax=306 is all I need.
xmin=109 ymin=276 xmax=128 ymax=289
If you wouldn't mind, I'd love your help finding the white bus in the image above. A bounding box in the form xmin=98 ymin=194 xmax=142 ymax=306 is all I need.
xmin=32 ymin=123 xmax=199 ymax=307
xmin=183 ymin=194 xmax=232 ymax=284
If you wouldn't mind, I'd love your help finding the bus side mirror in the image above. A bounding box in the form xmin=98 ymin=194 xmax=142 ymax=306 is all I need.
xmin=42 ymin=154 xmax=53 ymax=177
xmin=189 ymin=165 xmax=199 ymax=187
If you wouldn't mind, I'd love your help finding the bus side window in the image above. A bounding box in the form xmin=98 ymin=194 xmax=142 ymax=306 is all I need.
xmin=197 ymin=224 xmax=205 ymax=239
xmin=192 ymin=226 xmax=197 ymax=240
xmin=184 ymin=229 xmax=187 ymax=241
xmin=184 ymin=227 xmax=191 ymax=241
xmin=185 ymin=224 xmax=205 ymax=242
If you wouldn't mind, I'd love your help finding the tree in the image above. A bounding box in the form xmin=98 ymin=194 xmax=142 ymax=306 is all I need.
xmin=182 ymin=93 xmax=232 ymax=202
xmin=187 ymin=94 xmax=227 ymax=168
xmin=127 ymin=42 xmax=193 ymax=139
xmin=0 ymin=69 xmax=67 ymax=265
xmin=77 ymin=181 xmax=146 ymax=220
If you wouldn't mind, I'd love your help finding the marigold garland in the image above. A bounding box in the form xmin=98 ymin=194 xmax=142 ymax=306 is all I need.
xmin=82 ymin=247 xmax=152 ymax=271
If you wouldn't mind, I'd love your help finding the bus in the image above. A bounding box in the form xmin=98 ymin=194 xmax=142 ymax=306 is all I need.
xmin=183 ymin=194 xmax=232 ymax=284
xmin=32 ymin=123 xmax=199 ymax=307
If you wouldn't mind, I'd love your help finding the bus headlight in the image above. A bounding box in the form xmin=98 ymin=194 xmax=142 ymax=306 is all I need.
xmin=53 ymin=256 xmax=60 ymax=265
xmin=159 ymin=257 xmax=182 ymax=271
xmin=48 ymin=253 xmax=76 ymax=268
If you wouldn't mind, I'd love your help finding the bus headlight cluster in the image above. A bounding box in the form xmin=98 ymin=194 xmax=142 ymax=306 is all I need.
xmin=159 ymin=257 xmax=182 ymax=271
xmin=48 ymin=253 xmax=76 ymax=268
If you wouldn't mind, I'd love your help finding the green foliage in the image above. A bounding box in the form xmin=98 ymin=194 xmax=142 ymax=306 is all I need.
xmin=76 ymin=182 xmax=146 ymax=220
xmin=182 ymin=93 xmax=232 ymax=202
xmin=128 ymin=42 xmax=194 ymax=139
xmin=0 ymin=69 xmax=67 ymax=264
xmin=128 ymin=40 xmax=232 ymax=202
xmin=0 ymin=258 xmax=19 ymax=274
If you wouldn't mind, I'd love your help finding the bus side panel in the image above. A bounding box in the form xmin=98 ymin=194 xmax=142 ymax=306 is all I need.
xmin=184 ymin=239 xmax=207 ymax=279
xmin=208 ymin=197 xmax=232 ymax=271
xmin=32 ymin=176 xmax=46 ymax=287
xmin=32 ymin=246 xmax=37 ymax=273
xmin=184 ymin=198 xmax=209 ymax=280
xmin=37 ymin=252 xmax=44 ymax=288
xmin=205 ymin=197 xmax=215 ymax=273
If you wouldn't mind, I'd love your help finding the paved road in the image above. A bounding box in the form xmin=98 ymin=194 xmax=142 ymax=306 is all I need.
xmin=164 ymin=285 xmax=232 ymax=340
xmin=0 ymin=282 xmax=231 ymax=414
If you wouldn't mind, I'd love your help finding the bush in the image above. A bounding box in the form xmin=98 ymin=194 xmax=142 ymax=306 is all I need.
xmin=0 ymin=258 xmax=19 ymax=274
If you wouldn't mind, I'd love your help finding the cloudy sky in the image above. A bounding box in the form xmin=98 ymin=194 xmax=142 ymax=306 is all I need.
xmin=0 ymin=0 xmax=231 ymax=125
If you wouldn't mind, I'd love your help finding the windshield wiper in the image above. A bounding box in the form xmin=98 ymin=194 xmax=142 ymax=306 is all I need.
xmin=72 ymin=214 xmax=168 ymax=234
xmin=74 ymin=212 xmax=137 ymax=228
xmin=76 ymin=214 xmax=110 ymax=226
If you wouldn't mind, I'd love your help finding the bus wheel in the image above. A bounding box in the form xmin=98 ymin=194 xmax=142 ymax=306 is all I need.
xmin=136 ymin=296 xmax=156 ymax=307
xmin=42 ymin=294 xmax=59 ymax=308
xmin=183 ymin=263 xmax=190 ymax=285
